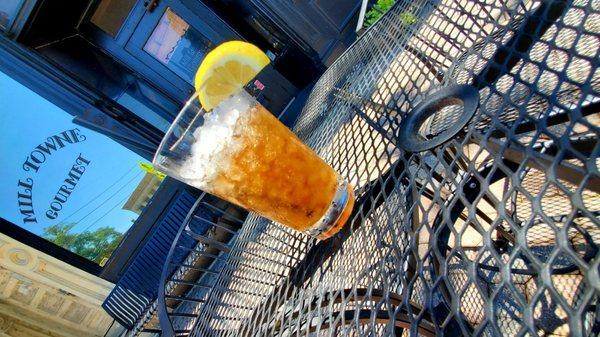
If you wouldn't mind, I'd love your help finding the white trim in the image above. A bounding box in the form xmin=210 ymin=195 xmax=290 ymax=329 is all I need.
xmin=356 ymin=0 xmax=370 ymax=32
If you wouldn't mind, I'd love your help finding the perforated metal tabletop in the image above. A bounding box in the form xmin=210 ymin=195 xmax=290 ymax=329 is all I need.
xmin=158 ymin=0 xmax=599 ymax=336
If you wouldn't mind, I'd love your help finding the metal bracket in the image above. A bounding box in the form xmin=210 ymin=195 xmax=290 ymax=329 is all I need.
xmin=398 ymin=84 xmax=479 ymax=152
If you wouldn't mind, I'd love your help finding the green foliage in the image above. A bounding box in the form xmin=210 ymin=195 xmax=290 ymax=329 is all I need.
xmin=42 ymin=223 xmax=123 ymax=264
xmin=364 ymin=0 xmax=397 ymax=27
xmin=363 ymin=0 xmax=417 ymax=29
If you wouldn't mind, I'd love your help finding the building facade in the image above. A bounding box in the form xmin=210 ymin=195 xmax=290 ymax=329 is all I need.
xmin=122 ymin=172 xmax=162 ymax=215
xmin=0 ymin=1 xmax=360 ymax=336
xmin=0 ymin=232 xmax=115 ymax=337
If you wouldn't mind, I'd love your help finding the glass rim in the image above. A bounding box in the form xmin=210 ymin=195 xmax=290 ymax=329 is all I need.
xmin=153 ymin=86 xmax=252 ymax=172
xmin=152 ymin=91 xmax=204 ymax=172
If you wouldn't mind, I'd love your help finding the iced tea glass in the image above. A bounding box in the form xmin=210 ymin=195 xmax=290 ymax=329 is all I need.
xmin=153 ymin=89 xmax=354 ymax=240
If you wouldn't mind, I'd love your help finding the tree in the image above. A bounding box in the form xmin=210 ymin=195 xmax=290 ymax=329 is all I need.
xmin=42 ymin=223 xmax=124 ymax=264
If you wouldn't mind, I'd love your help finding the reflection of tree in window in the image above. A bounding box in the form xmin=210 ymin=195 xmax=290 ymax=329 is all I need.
xmin=42 ymin=223 xmax=123 ymax=264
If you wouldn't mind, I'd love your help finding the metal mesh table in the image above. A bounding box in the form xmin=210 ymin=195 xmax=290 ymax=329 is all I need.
xmin=165 ymin=0 xmax=599 ymax=335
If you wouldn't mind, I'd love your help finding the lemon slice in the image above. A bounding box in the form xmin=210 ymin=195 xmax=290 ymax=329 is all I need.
xmin=195 ymin=41 xmax=270 ymax=111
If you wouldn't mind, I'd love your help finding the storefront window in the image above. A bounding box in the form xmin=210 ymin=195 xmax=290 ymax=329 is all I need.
xmin=0 ymin=71 xmax=161 ymax=265
xmin=143 ymin=8 xmax=212 ymax=84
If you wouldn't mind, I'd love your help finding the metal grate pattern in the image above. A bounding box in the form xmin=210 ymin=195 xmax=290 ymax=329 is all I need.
xmin=157 ymin=193 xmax=247 ymax=336
xmin=184 ymin=0 xmax=597 ymax=336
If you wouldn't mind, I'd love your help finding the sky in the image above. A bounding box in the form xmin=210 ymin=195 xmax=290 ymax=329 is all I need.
xmin=0 ymin=70 xmax=146 ymax=237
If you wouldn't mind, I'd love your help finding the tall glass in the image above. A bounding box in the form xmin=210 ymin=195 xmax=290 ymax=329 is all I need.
xmin=153 ymin=89 xmax=354 ymax=240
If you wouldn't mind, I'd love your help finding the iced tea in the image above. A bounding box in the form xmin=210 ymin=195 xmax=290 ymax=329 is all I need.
xmin=154 ymin=90 xmax=354 ymax=239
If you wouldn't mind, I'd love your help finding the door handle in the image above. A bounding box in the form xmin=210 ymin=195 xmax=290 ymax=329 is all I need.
xmin=144 ymin=0 xmax=159 ymax=12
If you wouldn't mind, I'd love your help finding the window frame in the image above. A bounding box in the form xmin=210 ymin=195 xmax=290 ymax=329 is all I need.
xmin=1 ymin=0 xmax=37 ymax=38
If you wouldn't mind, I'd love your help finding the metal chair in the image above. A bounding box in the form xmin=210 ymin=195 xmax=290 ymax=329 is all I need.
xmin=157 ymin=193 xmax=247 ymax=337
xmin=102 ymin=190 xmax=197 ymax=334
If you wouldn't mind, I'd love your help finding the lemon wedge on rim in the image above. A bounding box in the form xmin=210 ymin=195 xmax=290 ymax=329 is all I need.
xmin=195 ymin=41 xmax=270 ymax=111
